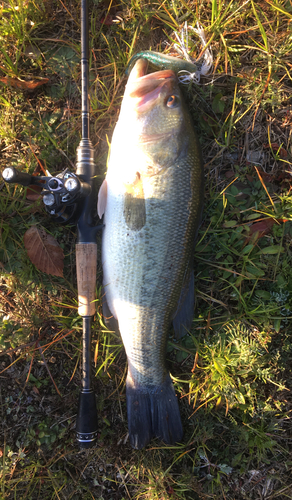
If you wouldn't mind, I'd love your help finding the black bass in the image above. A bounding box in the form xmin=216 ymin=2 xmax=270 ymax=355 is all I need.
xmin=98 ymin=59 xmax=204 ymax=449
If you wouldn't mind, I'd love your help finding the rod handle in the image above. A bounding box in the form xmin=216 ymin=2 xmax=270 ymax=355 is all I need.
xmin=76 ymin=390 xmax=98 ymax=448
xmin=76 ymin=242 xmax=97 ymax=317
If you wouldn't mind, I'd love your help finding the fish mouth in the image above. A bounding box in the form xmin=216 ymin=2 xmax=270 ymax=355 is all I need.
xmin=127 ymin=59 xmax=176 ymax=112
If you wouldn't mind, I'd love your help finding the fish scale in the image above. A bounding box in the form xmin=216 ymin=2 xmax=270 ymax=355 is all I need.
xmin=98 ymin=59 xmax=204 ymax=448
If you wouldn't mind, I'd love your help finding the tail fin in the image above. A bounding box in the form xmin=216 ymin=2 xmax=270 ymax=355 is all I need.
xmin=126 ymin=375 xmax=183 ymax=449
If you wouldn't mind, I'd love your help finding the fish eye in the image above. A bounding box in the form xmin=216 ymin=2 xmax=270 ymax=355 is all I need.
xmin=166 ymin=95 xmax=179 ymax=108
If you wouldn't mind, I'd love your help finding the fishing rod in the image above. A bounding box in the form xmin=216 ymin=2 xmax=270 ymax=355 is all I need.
xmin=2 ymin=0 xmax=100 ymax=448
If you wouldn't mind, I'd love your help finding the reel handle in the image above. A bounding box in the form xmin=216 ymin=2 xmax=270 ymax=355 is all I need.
xmin=2 ymin=166 xmax=33 ymax=186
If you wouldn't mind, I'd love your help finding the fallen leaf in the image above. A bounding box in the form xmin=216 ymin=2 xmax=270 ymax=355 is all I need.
xmin=225 ymin=170 xmax=235 ymax=179
xmin=0 ymin=77 xmax=49 ymax=90
xmin=275 ymin=171 xmax=292 ymax=184
xmin=254 ymin=168 xmax=273 ymax=182
xmin=250 ymin=219 xmax=275 ymax=235
xmin=264 ymin=142 xmax=288 ymax=158
xmin=26 ymin=185 xmax=43 ymax=201
xmin=245 ymin=218 xmax=276 ymax=243
xmin=26 ymin=162 xmax=46 ymax=200
xmin=23 ymin=226 xmax=64 ymax=277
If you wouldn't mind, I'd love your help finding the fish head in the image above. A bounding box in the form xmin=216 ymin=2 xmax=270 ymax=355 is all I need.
xmin=120 ymin=59 xmax=191 ymax=170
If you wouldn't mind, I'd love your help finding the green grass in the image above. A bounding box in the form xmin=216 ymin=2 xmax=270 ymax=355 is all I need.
xmin=1 ymin=0 xmax=292 ymax=498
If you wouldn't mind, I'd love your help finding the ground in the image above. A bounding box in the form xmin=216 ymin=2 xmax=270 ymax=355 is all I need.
xmin=1 ymin=0 xmax=292 ymax=498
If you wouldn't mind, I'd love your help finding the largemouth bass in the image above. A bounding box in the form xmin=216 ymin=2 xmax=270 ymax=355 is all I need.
xmin=98 ymin=59 xmax=204 ymax=449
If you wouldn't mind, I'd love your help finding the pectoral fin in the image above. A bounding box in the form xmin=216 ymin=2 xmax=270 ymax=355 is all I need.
xmin=172 ymin=268 xmax=195 ymax=339
xmin=97 ymin=179 xmax=107 ymax=218
xmin=123 ymin=172 xmax=146 ymax=231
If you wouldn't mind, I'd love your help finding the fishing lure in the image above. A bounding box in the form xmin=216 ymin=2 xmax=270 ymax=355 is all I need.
xmin=126 ymin=22 xmax=213 ymax=84
xmin=126 ymin=50 xmax=202 ymax=78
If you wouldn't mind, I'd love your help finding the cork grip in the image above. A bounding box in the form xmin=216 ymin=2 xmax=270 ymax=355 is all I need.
xmin=76 ymin=243 xmax=97 ymax=317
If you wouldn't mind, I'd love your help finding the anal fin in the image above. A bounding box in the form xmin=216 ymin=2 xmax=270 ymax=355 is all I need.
xmin=172 ymin=268 xmax=195 ymax=339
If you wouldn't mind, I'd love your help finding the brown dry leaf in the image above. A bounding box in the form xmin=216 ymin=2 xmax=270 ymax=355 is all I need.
xmin=245 ymin=218 xmax=276 ymax=244
xmin=0 ymin=77 xmax=49 ymax=90
xmin=23 ymin=226 xmax=64 ymax=277
xmin=225 ymin=170 xmax=235 ymax=179
xmin=26 ymin=185 xmax=43 ymax=201
xmin=32 ymin=385 xmax=40 ymax=395
xmin=264 ymin=142 xmax=288 ymax=159
xmin=249 ymin=219 xmax=275 ymax=236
